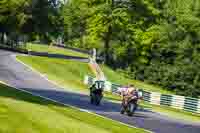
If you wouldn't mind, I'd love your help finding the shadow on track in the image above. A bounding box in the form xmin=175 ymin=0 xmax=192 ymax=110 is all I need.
xmin=28 ymin=51 xmax=89 ymax=62
xmin=20 ymin=87 xmax=149 ymax=115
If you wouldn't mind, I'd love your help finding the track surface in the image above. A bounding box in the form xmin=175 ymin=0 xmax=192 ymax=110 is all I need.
xmin=0 ymin=49 xmax=199 ymax=133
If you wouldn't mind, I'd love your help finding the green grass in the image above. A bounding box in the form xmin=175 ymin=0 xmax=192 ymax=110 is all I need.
xmin=101 ymin=65 xmax=174 ymax=95
xmin=27 ymin=43 xmax=89 ymax=58
xmin=17 ymin=56 xmax=93 ymax=91
xmin=0 ymin=82 xmax=147 ymax=133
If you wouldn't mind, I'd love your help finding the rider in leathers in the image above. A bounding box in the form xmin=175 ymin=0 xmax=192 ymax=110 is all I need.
xmin=119 ymin=85 xmax=139 ymax=107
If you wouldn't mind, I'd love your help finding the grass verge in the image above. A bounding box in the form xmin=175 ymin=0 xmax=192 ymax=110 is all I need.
xmin=17 ymin=56 xmax=93 ymax=91
xmin=0 ymin=82 xmax=147 ymax=133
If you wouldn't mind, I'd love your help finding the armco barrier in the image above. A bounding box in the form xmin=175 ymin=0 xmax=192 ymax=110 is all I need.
xmin=111 ymin=84 xmax=122 ymax=94
xmin=160 ymin=94 xmax=173 ymax=106
xmin=84 ymin=75 xmax=200 ymax=114
xmin=184 ymin=97 xmax=199 ymax=113
xmin=142 ymin=91 xmax=151 ymax=102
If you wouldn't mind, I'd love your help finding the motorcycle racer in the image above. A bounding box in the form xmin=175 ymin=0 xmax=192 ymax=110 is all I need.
xmin=119 ymin=84 xmax=142 ymax=116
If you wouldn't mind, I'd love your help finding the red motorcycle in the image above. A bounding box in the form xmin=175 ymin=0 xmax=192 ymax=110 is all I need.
xmin=120 ymin=95 xmax=139 ymax=116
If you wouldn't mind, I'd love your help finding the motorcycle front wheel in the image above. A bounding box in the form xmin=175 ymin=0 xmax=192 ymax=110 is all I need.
xmin=94 ymin=94 xmax=102 ymax=106
xmin=90 ymin=97 xmax=94 ymax=104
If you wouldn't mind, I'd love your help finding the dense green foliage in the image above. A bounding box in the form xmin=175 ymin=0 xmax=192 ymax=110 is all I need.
xmin=1 ymin=0 xmax=200 ymax=97
xmin=61 ymin=0 xmax=200 ymax=97
xmin=0 ymin=0 xmax=62 ymax=44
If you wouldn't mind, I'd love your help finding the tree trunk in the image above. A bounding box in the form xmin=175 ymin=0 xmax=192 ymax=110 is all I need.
xmin=80 ymin=24 xmax=84 ymax=47
xmin=104 ymin=26 xmax=112 ymax=64
xmin=1 ymin=32 xmax=4 ymax=44
xmin=104 ymin=0 xmax=114 ymax=64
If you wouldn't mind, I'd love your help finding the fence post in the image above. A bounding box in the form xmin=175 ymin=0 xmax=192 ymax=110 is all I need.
xmin=92 ymin=48 xmax=96 ymax=61
xmin=171 ymin=95 xmax=185 ymax=110
xmin=197 ymin=99 xmax=200 ymax=113
xmin=150 ymin=92 xmax=161 ymax=105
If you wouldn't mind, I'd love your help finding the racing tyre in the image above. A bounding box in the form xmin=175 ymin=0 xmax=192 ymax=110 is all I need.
xmin=90 ymin=97 xmax=94 ymax=104
xmin=127 ymin=103 xmax=136 ymax=116
xmin=120 ymin=106 xmax=125 ymax=114
xmin=95 ymin=95 xmax=101 ymax=106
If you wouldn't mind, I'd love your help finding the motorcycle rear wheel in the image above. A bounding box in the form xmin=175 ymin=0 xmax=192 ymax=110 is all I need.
xmin=127 ymin=103 xmax=136 ymax=116
xmin=120 ymin=106 xmax=125 ymax=114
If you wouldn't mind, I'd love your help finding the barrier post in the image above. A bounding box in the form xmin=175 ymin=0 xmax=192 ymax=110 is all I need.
xmin=171 ymin=95 xmax=185 ymax=110
xmin=150 ymin=92 xmax=161 ymax=105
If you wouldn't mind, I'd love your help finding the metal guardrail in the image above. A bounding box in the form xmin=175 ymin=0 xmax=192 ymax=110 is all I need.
xmin=0 ymin=43 xmax=28 ymax=53
xmin=84 ymin=75 xmax=200 ymax=114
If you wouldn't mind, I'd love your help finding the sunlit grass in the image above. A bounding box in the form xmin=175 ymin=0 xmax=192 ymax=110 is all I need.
xmin=0 ymin=82 xmax=147 ymax=133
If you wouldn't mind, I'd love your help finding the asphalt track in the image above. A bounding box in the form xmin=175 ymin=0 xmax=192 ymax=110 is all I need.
xmin=0 ymin=49 xmax=200 ymax=133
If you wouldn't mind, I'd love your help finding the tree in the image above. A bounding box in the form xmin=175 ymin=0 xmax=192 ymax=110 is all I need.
xmin=0 ymin=0 xmax=31 ymax=43
xmin=61 ymin=0 xmax=89 ymax=47
xmin=0 ymin=0 xmax=62 ymax=44
xmin=53 ymin=0 xmax=200 ymax=97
